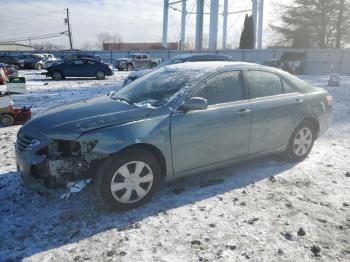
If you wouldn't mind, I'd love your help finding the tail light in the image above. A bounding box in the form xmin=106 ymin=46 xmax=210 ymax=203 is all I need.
xmin=324 ymin=95 xmax=333 ymax=106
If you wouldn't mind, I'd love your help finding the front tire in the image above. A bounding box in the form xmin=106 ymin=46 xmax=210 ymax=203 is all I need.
xmin=37 ymin=64 xmax=43 ymax=70
xmin=95 ymin=149 xmax=161 ymax=211
xmin=127 ymin=64 xmax=133 ymax=71
xmin=284 ymin=121 xmax=315 ymax=161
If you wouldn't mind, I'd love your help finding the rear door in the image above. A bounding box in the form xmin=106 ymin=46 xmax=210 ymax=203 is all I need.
xmin=85 ymin=60 xmax=98 ymax=76
xmin=171 ymin=70 xmax=251 ymax=173
xmin=247 ymin=70 xmax=308 ymax=154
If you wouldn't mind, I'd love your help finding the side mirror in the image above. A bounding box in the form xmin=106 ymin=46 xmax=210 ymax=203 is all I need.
xmin=179 ymin=97 xmax=208 ymax=112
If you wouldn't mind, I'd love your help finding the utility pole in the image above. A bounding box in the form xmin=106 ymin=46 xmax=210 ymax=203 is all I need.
xmin=66 ymin=8 xmax=73 ymax=50
xmin=162 ymin=0 xmax=169 ymax=49
xmin=180 ymin=0 xmax=186 ymax=50
xmin=251 ymin=0 xmax=258 ymax=49
xmin=257 ymin=0 xmax=264 ymax=49
xmin=209 ymin=0 xmax=219 ymax=50
xmin=195 ymin=0 xmax=204 ymax=51
xmin=222 ymin=0 xmax=228 ymax=49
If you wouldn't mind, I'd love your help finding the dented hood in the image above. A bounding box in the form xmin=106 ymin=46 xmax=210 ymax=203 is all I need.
xmin=23 ymin=95 xmax=153 ymax=139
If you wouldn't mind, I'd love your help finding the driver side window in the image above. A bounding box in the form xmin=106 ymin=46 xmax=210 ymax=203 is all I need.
xmin=195 ymin=71 xmax=244 ymax=106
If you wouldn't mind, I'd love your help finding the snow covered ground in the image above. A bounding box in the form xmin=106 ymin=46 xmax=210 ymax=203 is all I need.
xmin=0 ymin=71 xmax=349 ymax=262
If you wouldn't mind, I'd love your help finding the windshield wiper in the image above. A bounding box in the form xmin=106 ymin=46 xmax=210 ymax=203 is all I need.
xmin=108 ymin=91 xmax=130 ymax=104
xmin=116 ymin=97 xmax=131 ymax=104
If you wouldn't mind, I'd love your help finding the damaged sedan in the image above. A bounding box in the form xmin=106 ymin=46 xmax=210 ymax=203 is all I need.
xmin=16 ymin=62 xmax=332 ymax=210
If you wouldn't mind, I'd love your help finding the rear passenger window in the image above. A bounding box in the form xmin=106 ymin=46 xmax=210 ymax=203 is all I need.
xmin=195 ymin=71 xmax=244 ymax=105
xmin=249 ymin=71 xmax=283 ymax=98
xmin=282 ymin=79 xmax=299 ymax=93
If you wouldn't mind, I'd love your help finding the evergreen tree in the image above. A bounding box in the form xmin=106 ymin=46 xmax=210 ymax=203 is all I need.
xmin=239 ymin=15 xmax=255 ymax=49
xmin=271 ymin=0 xmax=350 ymax=48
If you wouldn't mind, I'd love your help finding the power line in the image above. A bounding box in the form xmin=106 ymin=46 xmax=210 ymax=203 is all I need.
xmin=0 ymin=32 xmax=67 ymax=43
xmin=3 ymin=25 xmax=66 ymax=37
xmin=0 ymin=9 xmax=65 ymax=23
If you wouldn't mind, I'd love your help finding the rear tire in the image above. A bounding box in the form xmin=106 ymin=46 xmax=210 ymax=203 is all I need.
xmin=0 ymin=114 xmax=14 ymax=127
xmin=37 ymin=64 xmax=43 ymax=70
xmin=95 ymin=149 xmax=161 ymax=211
xmin=127 ymin=64 xmax=133 ymax=71
xmin=96 ymin=71 xmax=106 ymax=80
xmin=52 ymin=71 xmax=63 ymax=81
xmin=284 ymin=121 xmax=315 ymax=161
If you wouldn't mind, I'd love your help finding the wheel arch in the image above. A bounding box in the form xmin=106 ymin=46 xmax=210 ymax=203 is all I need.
xmin=51 ymin=69 xmax=64 ymax=77
xmin=118 ymin=143 xmax=167 ymax=181
xmin=300 ymin=116 xmax=320 ymax=139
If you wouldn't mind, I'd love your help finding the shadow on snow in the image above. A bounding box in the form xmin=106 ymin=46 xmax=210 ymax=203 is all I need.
xmin=0 ymin=155 xmax=298 ymax=260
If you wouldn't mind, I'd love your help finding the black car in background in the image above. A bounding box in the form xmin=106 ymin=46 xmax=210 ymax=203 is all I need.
xmin=45 ymin=58 xmax=113 ymax=80
xmin=123 ymin=53 xmax=233 ymax=85
xmin=0 ymin=55 xmax=21 ymax=69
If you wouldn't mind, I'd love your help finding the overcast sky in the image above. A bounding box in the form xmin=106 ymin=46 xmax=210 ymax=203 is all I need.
xmin=1 ymin=0 xmax=285 ymax=49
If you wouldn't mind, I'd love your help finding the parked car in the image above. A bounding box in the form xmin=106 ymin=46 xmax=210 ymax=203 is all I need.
xmin=45 ymin=58 xmax=113 ymax=80
xmin=22 ymin=54 xmax=44 ymax=69
xmin=257 ymin=52 xmax=306 ymax=75
xmin=0 ymin=55 xmax=21 ymax=70
xmin=16 ymin=62 xmax=332 ymax=210
xmin=123 ymin=53 xmax=233 ymax=85
xmin=115 ymin=53 xmax=161 ymax=71
xmin=35 ymin=54 xmax=59 ymax=70
xmin=44 ymin=54 xmax=102 ymax=69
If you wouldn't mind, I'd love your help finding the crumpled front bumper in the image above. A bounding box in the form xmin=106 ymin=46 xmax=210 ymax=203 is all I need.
xmin=16 ymin=145 xmax=91 ymax=190
xmin=16 ymin=150 xmax=49 ymax=193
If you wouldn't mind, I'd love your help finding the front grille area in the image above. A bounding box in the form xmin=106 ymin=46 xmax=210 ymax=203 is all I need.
xmin=16 ymin=135 xmax=34 ymax=152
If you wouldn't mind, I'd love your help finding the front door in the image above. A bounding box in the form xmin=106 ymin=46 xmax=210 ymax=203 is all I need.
xmin=171 ymin=70 xmax=251 ymax=174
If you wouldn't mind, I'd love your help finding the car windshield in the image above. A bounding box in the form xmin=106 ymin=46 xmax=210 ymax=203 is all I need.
xmin=112 ymin=67 xmax=202 ymax=108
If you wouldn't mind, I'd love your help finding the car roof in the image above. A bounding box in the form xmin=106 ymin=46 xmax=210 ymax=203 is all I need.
xmin=162 ymin=61 xmax=273 ymax=73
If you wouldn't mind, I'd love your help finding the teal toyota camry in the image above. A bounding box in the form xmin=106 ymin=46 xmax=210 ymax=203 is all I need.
xmin=16 ymin=62 xmax=332 ymax=210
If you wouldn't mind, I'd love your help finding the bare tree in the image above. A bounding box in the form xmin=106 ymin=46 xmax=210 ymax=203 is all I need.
xmin=80 ymin=42 xmax=94 ymax=50
xmin=95 ymin=32 xmax=123 ymax=50
xmin=33 ymin=42 xmax=65 ymax=50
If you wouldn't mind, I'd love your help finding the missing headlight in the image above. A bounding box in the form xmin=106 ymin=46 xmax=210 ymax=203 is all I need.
xmin=71 ymin=141 xmax=81 ymax=156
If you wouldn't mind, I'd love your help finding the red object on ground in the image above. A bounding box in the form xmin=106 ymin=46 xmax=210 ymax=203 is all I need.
xmin=11 ymin=106 xmax=32 ymax=125
xmin=0 ymin=65 xmax=9 ymax=84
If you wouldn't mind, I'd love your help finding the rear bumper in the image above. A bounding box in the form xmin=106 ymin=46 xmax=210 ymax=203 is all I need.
xmin=106 ymin=70 xmax=114 ymax=76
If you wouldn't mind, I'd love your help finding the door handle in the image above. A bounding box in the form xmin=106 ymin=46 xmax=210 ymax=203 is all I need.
xmin=294 ymin=98 xmax=303 ymax=104
xmin=237 ymin=108 xmax=251 ymax=116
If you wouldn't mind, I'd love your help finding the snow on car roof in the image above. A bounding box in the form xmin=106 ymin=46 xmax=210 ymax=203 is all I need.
xmin=170 ymin=53 xmax=231 ymax=60
xmin=161 ymin=61 xmax=265 ymax=73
